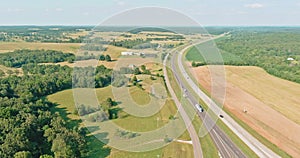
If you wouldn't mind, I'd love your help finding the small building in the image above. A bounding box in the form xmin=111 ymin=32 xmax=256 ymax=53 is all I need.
xmin=121 ymin=52 xmax=134 ymax=56
xmin=287 ymin=58 xmax=294 ymax=61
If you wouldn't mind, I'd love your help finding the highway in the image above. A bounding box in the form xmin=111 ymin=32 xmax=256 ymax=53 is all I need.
xmin=169 ymin=50 xmax=246 ymax=158
xmin=163 ymin=53 xmax=203 ymax=158
xmin=172 ymin=36 xmax=281 ymax=158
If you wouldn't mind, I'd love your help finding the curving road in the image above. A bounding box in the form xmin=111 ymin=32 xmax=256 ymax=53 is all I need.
xmin=174 ymin=36 xmax=281 ymax=158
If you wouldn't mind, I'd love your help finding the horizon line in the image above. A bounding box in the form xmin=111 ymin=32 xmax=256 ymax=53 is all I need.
xmin=0 ymin=24 xmax=300 ymax=27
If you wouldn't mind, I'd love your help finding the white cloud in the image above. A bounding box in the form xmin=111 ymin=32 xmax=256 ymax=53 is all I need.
xmin=244 ymin=3 xmax=264 ymax=9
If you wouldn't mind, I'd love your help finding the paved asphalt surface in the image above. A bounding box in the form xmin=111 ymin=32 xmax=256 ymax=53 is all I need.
xmin=172 ymin=37 xmax=281 ymax=158
xmin=163 ymin=53 xmax=203 ymax=158
xmin=170 ymin=52 xmax=246 ymax=158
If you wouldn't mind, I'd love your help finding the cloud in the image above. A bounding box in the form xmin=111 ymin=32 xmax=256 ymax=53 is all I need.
xmin=244 ymin=3 xmax=264 ymax=9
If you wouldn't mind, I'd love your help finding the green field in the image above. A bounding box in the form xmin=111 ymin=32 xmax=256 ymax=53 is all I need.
xmin=185 ymin=44 xmax=242 ymax=64
xmin=48 ymin=83 xmax=195 ymax=157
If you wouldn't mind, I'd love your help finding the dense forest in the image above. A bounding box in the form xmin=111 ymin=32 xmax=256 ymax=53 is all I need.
xmin=187 ymin=29 xmax=300 ymax=83
xmin=0 ymin=65 xmax=83 ymax=158
xmin=216 ymin=30 xmax=300 ymax=83
xmin=0 ymin=63 xmax=114 ymax=157
xmin=0 ymin=50 xmax=75 ymax=67
xmin=0 ymin=49 xmax=117 ymax=157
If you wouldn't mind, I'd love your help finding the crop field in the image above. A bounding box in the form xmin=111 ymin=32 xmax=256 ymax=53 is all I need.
xmin=190 ymin=65 xmax=299 ymax=157
xmin=0 ymin=42 xmax=80 ymax=53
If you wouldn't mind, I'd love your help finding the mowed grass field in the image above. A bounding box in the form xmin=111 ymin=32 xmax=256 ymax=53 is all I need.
xmin=47 ymin=84 xmax=194 ymax=158
xmin=0 ymin=42 xmax=81 ymax=53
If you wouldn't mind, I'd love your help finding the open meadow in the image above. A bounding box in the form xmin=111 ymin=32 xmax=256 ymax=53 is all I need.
xmin=48 ymin=81 xmax=193 ymax=157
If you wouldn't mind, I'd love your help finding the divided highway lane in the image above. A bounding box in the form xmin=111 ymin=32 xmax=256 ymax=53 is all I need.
xmin=163 ymin=53 xmax=203 ymax=158
xmin=170 ymin=53 xmax=246 ymax=158
xmin=175 ymin=38 xmax=281 ymax=158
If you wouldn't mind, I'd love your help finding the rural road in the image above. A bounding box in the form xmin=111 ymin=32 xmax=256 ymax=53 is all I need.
xmin=163 ymin=53 xmax=203 ymax=158
xmin=174 ymin=36 xmax=281 ymax=158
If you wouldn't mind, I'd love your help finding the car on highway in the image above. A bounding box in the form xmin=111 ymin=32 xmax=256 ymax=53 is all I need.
xmin=195 ymin=104 xmax=204 ymax=112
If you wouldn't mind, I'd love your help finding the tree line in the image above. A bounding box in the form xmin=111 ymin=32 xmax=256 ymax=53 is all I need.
xmin=0 ymin=63 xmax=115 ymax=157
xmin=0 ymin=49 xmax=75 ymax=68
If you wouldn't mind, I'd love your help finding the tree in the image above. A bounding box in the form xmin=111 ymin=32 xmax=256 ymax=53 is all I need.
xmin=105 ymin=55 xmax=111 ymax=62
xmin=144 ymin=70 xmax=151 ymax=75
xmin=106 ymin=98 xmax=113 ymax=107
xmin=99 ymin=54 xmax=105 ymax=61
xmin=102 ymin=98 xmax=114 ymax=110
xmin=134 ymin=67 xmax=141 ymax=75
xmin=192 ymin=61 xmax=197 ymax=67
xmin=132 ymin=75 xmax=138 ymax=86
xmin=141 ymin=65 xmax=146 ymax=71
xmin=39 ymin=155 xmax=53 ymax=158
xmin=14 ymin=151 xmax=32 ymax=158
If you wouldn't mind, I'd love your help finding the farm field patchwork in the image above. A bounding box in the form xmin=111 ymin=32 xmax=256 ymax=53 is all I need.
xmin=0 ymin=42 xmax=80 ymax=53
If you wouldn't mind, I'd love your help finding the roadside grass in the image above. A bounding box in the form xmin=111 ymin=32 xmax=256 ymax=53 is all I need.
xmin=0 ymin=42 xmax=80 ymax=53
xmin=108 ymin=142 xmax=192 ymax=158
xmin=192 ymin=116 xmax=219 ymax=158
xmin=166 ymin=63 xmax=219 ymax=157
xmin=184 ymin=47 xmax=291 ymax=158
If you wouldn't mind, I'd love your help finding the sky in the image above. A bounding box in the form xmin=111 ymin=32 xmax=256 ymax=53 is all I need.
xmin=0 ymin=0 xmax=300 ymax=26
